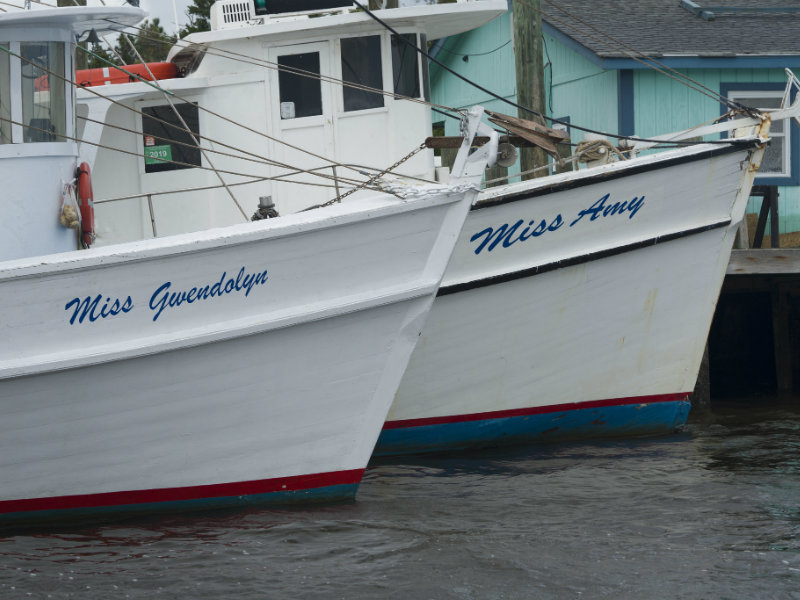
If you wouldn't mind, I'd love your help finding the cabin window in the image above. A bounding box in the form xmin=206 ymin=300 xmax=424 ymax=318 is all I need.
xmin=341 ymin=36 xmax=384 ymax=112
xmin=141 ymin=102 xmax=201 ymax=174
xmin=0 ymin=44 xmax=10 ymax=144
xmin=723 ymin=83 xmax=798 ymax=185
xmin=277 ymin=52 xmax=322 ymax=119
xmin=20 ymin=42 xmax=66 ymax=143
xmin=391 ymin=34 xmax=420 ymax=99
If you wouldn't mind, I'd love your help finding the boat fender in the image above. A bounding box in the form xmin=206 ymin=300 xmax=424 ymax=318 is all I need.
xmin=77 ymin=162 xmax=95 ymax=247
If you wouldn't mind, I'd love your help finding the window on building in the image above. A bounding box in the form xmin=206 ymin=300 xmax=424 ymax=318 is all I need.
xmin=277 ymin=52 xmax=322 ymax=119
xmin=141 ymin=103 xmax=201 ymax=174
xmin=20 ymin=42 xmax=66 ymax=143
xmin=0 ymin=44 xmax=10 ymax=144
xmin=391 ymin=34 xmax=420 ymax=99
xmin=341 ymin=35 xmax=384 ymax=112
xmin=723 ymin=83 xmax=797 ymax=185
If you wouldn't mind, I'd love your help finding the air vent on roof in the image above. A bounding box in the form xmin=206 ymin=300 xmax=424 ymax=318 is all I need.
xmin=210 ymin=0 xmax=255 ymax=30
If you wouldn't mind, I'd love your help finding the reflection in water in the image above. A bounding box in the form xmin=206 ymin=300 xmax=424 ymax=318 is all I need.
xmin=0 ymin=400 xmax=798 ymax=599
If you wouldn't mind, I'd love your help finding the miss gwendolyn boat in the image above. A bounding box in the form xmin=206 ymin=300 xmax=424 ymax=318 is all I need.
xmin=0 ymin=4 xmax=498 ymax=524
xmin=77 ymin=0 xmax=796 ymax=456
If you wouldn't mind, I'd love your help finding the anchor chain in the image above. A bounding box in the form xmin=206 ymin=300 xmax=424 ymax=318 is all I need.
xmin=323 ymin=142 xmax=428 ymax=206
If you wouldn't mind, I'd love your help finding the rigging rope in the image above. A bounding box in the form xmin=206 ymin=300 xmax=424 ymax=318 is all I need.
xmin=109 ymin=10 xmax=748 ymax=148
xmin=2 ymin=0 xmax=760 ymax=205
xmin=323 ymin=142 xmax=428 ymax=206
xmin=78 ymin=114 xmax=374 ymax=189
xmin=348 ymin=0 xmax=760 ymax=145
xmin=0 ymin=41 xmax=381 ymax=194
xmin=101 ymin=6 xmax=753 ymax=146
xmin=103 ymin=17 xmax=462 ymax=117
xmin=119 ymin=31 xmax=249 ymax=220
xmin=12 ymin=0 xmax=765 ymax=146
xmin=79 ymin=46 xmax=408 ymax=184
xmin=0 ymin=111 xmax=375 ymax=193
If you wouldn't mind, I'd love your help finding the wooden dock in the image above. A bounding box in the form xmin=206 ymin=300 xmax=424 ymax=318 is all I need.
xmin=708 ymin=249 xmax=800 ymax=397
xmin=728 ymin=249 xmax=800 ymax=276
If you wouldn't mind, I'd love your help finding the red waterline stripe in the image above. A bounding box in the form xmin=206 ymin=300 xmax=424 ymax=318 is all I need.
xmin=383 ymin=393 xmax=690 ymax=430
xmin=0 ymin=469 xmax=364 ymax=515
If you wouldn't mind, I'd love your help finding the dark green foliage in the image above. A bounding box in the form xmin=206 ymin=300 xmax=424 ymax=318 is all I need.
xmin=114 ymin=18 xmax=173 ymax=64
xmin=84 ymin=44 xmax=116 ymax=69
xmin=179 ymin=0 xmax=215 ymax=37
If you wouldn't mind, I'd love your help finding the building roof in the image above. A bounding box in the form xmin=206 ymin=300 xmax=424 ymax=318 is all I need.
xmin=542 ymin=0 xmax=800 ymax=58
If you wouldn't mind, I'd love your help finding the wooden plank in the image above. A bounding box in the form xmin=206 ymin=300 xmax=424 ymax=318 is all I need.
xmin=736 ymin=217 xmax=750 ymax=249
xmin=486 ymin=111 xmax=570 ymax=140
xmin=772 ymin=282 xmax=793 ymax=392
xmin=727 ymin=249 xmax=800 ymax=275
xmin=424 ymin=135 xmax=558 ymax=149
xmin=753 ymin=188 xmax=770 ymax=248
xmin=769 ymin=186 xmax=780 ymax=249
xmin=425 ymin=136 xmax=493 ymax=149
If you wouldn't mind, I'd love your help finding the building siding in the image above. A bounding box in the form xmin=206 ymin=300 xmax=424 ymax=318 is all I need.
xmin=429 ymin=4 xmax=800 ymax=236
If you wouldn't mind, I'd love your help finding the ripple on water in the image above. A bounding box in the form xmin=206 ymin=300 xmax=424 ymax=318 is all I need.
xmin=0 ymin=401 xmax=799 ymax=599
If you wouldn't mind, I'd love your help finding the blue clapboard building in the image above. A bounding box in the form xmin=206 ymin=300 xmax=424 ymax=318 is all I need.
xmin=430 ymin=0 xmax=800 ymax=236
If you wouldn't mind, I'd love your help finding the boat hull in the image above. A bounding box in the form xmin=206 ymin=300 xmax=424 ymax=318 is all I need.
xmin=379 ymin=142 xmax=761 ymax=455
xmin=0 ymin=189 xmax=472 ymax=523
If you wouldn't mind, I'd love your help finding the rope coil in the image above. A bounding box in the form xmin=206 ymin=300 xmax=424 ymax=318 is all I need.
xmin=575 ymin=139 xmax=627 ymax=163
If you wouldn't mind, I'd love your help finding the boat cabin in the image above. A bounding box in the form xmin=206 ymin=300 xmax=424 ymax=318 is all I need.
xmin=77 ymin=0 xmax=506 ymax=244
xmin=0 ymin=7 xmax=143 ymax=261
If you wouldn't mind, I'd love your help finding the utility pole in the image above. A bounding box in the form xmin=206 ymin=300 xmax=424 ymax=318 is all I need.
xmin=512 ymin=0 xmax=548 ymax=180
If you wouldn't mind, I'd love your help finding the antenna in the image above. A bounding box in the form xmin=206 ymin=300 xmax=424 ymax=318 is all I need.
xmin=172 ymin=0 xmax=180 ymax=33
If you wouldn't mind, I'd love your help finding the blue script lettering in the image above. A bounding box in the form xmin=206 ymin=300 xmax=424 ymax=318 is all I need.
xmin=470 ymin=214 xmax=564 ymax=255
xmin=65 ymin=294 xmax=133 ymax=325
xmin=149 ymin=266 xmax=269 ymax=322
xmin=569 ymin=193 xmax=645 ymax=227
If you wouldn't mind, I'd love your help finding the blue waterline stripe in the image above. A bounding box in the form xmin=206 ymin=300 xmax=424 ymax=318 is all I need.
xmin=374 ymin=400 xmax=691 ymax=456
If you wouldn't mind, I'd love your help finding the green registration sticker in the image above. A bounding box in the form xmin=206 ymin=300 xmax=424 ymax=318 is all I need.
xmin=144 ymin=144 xmax=172 ymax=165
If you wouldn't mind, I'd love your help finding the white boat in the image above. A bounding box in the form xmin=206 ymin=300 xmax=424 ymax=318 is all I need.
xmin=380 ymin=140 xmax=764 ymax=453
xmin=75 ymin=0 xmax=795 ymax=456
xmin=0 ymin=4 xmax=497 ymax=523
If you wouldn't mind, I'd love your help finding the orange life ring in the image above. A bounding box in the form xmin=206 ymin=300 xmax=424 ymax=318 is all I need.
xmin=77 ymin=162 xmax=95 ymax=247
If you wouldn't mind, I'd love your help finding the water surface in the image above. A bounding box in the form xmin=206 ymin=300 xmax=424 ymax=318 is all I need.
xmin=1 ymin=400 xmax=798 ymax=599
